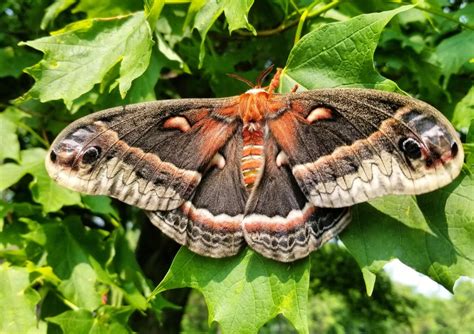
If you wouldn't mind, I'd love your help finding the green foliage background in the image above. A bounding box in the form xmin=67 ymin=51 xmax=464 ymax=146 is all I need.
xmin=0 ymin=0 xmax=473 ymax=333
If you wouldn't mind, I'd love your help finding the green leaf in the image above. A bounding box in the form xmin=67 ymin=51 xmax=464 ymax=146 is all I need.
xmin=0 ymin=148 xmax=46 ymax=190
xmin=452 ymin=86 xmax=474 ymax=132
xmin=341 ymin=171 xmax=474 ymax=292
xmin=0 ymin=114 xmax=21 ymax=162
xmin=145 ymin=0 xmax=165 ymax=28
xmin=41 ymin=217 xmax=108 ymax=310
xmin=361 ymin=267 xmax=376 ymax=296
xmin=192 ymin=0 xmax=255 ymax=66
xmin=47 ymin=306 xmax=134 ymax=334
xmin=184 ymin=0 xmax=207 ymax=28
xmin=0 ymin=106 xmax=30 ymax=163
xmin=0 ymin=46 xmax=40 ymax=78
xmin=153 ymin=247 xmax=309 ymax=333
xmin=222 ymin=0 xmax=256 ymax=35
xmin=0 ymin=148 xmax=81 ymax=213
xmin=41 ymin=0 xmax=77 ymax=29
xmin=121 ymin=47 xmax=162 ymax=104
xmin=435 ymin=30 xmax=474 ymax=87
xmin=0 ymin=263 xmax=46 ymax=334
xmin=21 ymin=12 xmax=153 ymax=108
xmin=106 ymin=229 xmax=150 ymax=310
xmin=192 ymin=0 xmax=225 ymax=67
xmin=82 ymin=195 xmax=119 ymax=220
xmin=73 ymin=0 xmax=141 ymax=18
xmin=30 ymin=163 xmax=83 ymax=213
xmin=156 ymin=33 xmax=188 ymax=72
xmin=281 ymin=6 xmax=413 ymax=92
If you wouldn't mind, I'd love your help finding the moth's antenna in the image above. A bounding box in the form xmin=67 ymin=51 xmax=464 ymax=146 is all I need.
xmin=256 ymin=64 xmax=275 ymax=88
xmin=227 ymin=73 xmax=255 ymax=88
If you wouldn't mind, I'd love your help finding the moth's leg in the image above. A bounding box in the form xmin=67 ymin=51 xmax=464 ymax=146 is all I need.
xmin=267 ymin=67 xmax=283 ymax=94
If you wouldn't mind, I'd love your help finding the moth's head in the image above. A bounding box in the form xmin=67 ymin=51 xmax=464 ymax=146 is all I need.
xmin=46 ymin=123 xmax=107 ymax=191
xmin=396 ymin=108 xmax=463 ymax=179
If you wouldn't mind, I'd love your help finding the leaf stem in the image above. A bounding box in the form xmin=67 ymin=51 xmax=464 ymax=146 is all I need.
xmin=294 ymin=9 xmax=309 ymax=44
xmin=396 ymin=1 xmax=474 ymax=30
xmin=16 ymin=122 xmax=50 ymax=147
xmin=289 ymin=0 xmax=303 ymax=14
xmin=463 ymin=143 xmax=474 ymax=154
xmin=56 ymin=293 xmax=80 ymax=311
xmin=307 ymin=0 xmax=341 ymax=19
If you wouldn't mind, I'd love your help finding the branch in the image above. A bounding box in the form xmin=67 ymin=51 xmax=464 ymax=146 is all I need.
xmin=236 ymin=0 xmax=342 ymax=37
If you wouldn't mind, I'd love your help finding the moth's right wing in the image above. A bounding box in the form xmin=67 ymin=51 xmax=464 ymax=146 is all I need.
xmin=242 ymin=134 xmax=351 ymax=262
xmin=268 ymin=89 xmax=463 ymax=208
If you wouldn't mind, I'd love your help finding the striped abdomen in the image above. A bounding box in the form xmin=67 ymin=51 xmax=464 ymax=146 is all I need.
xmin=241 ymin=125 xmax=264 ymax=190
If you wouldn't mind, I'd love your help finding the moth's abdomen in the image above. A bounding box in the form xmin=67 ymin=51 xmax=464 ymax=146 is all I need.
xmin=241 ymin=125 xmax=264 ymax=190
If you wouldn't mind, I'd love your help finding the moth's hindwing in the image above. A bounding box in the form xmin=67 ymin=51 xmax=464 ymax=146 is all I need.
xmin=147 ymin=134 xmax=248 ymax=258
xmin=242 ymin=134 xmax=351 ymax=262
xmin=269 ymin=89 xmax=464 ymax=208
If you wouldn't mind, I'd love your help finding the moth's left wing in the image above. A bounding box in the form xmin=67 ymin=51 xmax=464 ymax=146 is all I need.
xmin=268 ymin=89 xmax=463 ymax=208
xmin=46 ymin=97 xmax=240 ymax=211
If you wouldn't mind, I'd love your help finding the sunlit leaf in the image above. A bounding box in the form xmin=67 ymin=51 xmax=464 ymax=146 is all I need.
xmin=74 ymin=0 xmax=141 ymax=18
xmin=452 ymin=86 xmax=474 ymax=132
xmin=341 ymin=172 xmax=474 ymax=292
xmin=0 ymin=47 xmax=40 ymax=78
xmin=40 ymin=217 xmax=108 ymax=310
xmin=0 ymin=263 xmax=46 ymax=334
xmin=41 ymin=0 xmax=76 ymax=29
xmin=192 ymin=0 xmax=256 ymax=66
xmin=0 ymin=113 xmax=21 ymax=162
xmin=281 ymin=6 xmax=412 ymax=91
xmin=153 ymin=248 xmax=310 ymax=333
xmin=0 ymin=148 xmax=46 ymax=190
xmin=21 ymin=12 xmax=153 ymax=108
xmin=30 ymin=164 xmax=83 ymax=213
xmin=47 ymin=306 xmax=134 ymax=333
xmin=145 ymin=0 xmax=164 ymax=28
xmin=435 ymin=30 xmax=474 ymax=87
xmin=0 ymin=148 xmax=81 ymax=213
xmin=222 ymin=0 xmax=256 ymax=35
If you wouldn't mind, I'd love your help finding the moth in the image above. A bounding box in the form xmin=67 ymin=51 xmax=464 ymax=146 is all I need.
xmin=45 ymin=68 xmax=464 ymax=262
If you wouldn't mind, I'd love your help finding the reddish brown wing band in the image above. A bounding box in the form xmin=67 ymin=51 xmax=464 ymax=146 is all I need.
xmin=46 ymin=85 xmax=463 ymax=262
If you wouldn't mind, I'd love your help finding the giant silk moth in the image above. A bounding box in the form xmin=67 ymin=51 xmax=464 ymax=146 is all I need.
xmin=46 ymin=68 xmax=463 ymax=262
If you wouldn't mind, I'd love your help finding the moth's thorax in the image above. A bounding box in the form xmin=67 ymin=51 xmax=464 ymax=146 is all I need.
xmin=239 ymin=89 xmax=270 ymax=124
xmin=241 ymin=123 xmax=264 ymax=191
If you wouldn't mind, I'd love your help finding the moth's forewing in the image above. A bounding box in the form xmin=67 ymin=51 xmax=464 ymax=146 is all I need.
xmin=268 ymin=89 xmax=464 ymax=208
xmin=45 ymin=98 xmax=237 ymax=211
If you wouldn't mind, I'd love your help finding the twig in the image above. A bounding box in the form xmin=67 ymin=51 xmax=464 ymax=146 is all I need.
xmin=395 ymin=1 xmax=474 ymax=30
xmin=16 ymin=122 xmax=50 ymax=147
xmin=236 ymin=0 xmax=342 ymax=37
